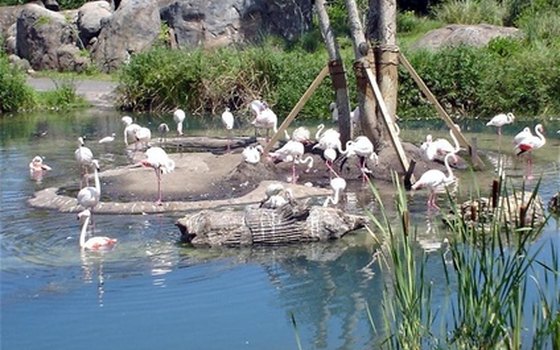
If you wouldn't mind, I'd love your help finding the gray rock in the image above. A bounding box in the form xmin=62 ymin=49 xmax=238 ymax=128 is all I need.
xmin=4 ymin=23 xmax=17 ymax=55
xmin=411 ymin=24 xmax=522 ymax=51
xmin=16 ymin=4 xmax=80 ymax=71
xmin=77 ymin=1 xmax=112 ymax=47
xmin=57 ymin=44 xmax=90 ymax=72
xmin=0 ymin=5 xmax=22 ymax=39
xmin=8 ymin=53 xmax=31 ymax=72
xmin=91 ymin=0 xmax=161 ymax=72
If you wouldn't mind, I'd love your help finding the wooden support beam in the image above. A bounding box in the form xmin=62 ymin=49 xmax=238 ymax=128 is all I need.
xmin=364 ymin=66 xmax=414 ymax=182
xmin=263 ymin=65 xmax=330 ymax=154
xmin=399 ymin=52 xmax=485 ymax=170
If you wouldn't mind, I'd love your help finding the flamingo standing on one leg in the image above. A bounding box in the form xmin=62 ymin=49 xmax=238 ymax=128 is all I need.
xmin=487 ymin=112 xmax=515 ymax=150
xmin=134 ymin=127 xmax=151 ymax=151
xmin=513 ymin=124 xmax=546 ymax=179
xmin=250 ymin=100 xmax=278 ymax=142
xmin=423 ymin=125 xmax=461 ymax=161
xmin=158 ymin=123 xmax=170 ymax=144
xmin=75 ymin=136 xmax=94 ymax=188
xmin=411 ymin=152 xmax=457 ymax=210
xmin=78 ymin=209 xmax=117 ymax=251
xmin=221 ymin=107 xmax=235 ymax=152
xmin=173 ymin=108 xmax=186 ymax=136
xmin=269 ymin=140 xmax=313 ymax=183
xmin=323 ymin=148 xmax=338 ymax=176
xmin=341 ymin=136 xmax=379 ymax=181
xmin=323 ymin=176 xmax=347 ymax=207
xmin=141 ymin=147 xmax=176 ymax=205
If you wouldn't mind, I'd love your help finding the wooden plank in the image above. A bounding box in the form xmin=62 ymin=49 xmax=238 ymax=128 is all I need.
xmin=399 ymin=52 xmax=485 ymax=169
xmin=263 ymin=65 xmax=330 ymax=153
xmin=364 ymin=67 xmax=413 ymax=182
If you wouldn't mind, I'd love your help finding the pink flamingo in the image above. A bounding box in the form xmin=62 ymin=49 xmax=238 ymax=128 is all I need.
xmin=513 ymin=124 xmax=546 ymax=179
xmin=78 ymin=209 xmax=117 ymax=251
xmin=141 ymin=147 xmax=176 ymax=205
xmin=74 ymin=136 xmax=94 ymax=188
xmin=412 ymin=152 xmax=457 ymax=210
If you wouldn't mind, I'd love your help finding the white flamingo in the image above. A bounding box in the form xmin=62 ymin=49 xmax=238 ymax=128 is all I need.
xmin=75 ymin=136 xmax=94 ymax=188
xmin=513 ymin=124 xmax=546 ymax=179
xmin=242 ymin=144 xmax=263 ymax=164
xmin=423 ymin=125 xmax=461 ymax=161
xmin=250 ymin=100 xmax=278 ymax=141
xmin=134 ymin=127 xmax=151 ymax=150
xmin=77 ymin=159 xmax=101 ymax=212
xmin=314 ymin=124 xmax=344 ymax=151
xmin=284 ymin=126 xmax=311 ymax=144
xmin=78 ymin=209 xmax=117 ymax=251
xmin=512 ymin=126 xmax=531 ymax=146
xmin=323 ymin=176 xmax=347 ymax=207
xmin=323 ymin=148 xmax=338 ymax=175
xmin=158 ymin=123 xmax=170 ymax=143
xmin=221 ymin=107 xmax=235 ymax=151
xmin=329 ymin=102 xmax=360 ymax=126
xmin=173 ymin=108 xmax=186 ymax=135
xmin=98 ymin=133 xmax=116 ymax=144
xmin=269 ymin=140 xmax=313 ymax=183
xmin=140 ymin=147 xmax=176 ymax=205
xmin=342 ymin=136 xmax=379 ymax=181
xmin=29 ymin=155 xmax=52 ymax=182
xmin=122 ymin=116 xmax=141 ymax=146
xmin=412 ymin=152 xmax=457 ymax=210
xmin=487 ymin=112 xmax=515 ymax=135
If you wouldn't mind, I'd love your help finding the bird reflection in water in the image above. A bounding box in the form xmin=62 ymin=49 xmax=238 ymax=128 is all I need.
xmin=80 ymin=251 xmax=107 ymax=307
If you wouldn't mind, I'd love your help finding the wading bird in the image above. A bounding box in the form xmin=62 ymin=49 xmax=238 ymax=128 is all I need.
xmin=411 ymin=152 xmax=457 ymax=210
xmin=422 ymin=125 xmax=461 ymax=161
xmin=173 ymin=108 xmax=186 ymax=136
xmin=78 ymin=209 xmax=117 ymax=251
xmin=98 ymin=133 xmax=116 ymax=144
xmin=221 ymin=107 xmax=235 ymax=151
xmin=29 ymin=155 xmax=52 ymax=182
xmin=141 ymin=147 xmax=176 ymax=205
xmin=242 ymin=144 xmax=263 ymax=164
xmin=269 ymin=140 xmax=313 ymax=183
xmin=122 ymin=116 xmax=141 ymax=146
xmin=158 ymin=123 xmax=170 ymax=144
xmin=487 ymin=112 xmax=515 ymax=135
xmin=340 ymin=136 xmax=379 ymax=181
xmin=323 ymin=176 xmax=347 ymax=207
xmin=250 ymin=100 xmax=278 ymax=141
xmin=513 ymin=124 xmax=546 ymax=179
xmin=77 ymin=159 xmax=101 ymax=212
xmin=75 ymin=136 xmax=94 ymax=188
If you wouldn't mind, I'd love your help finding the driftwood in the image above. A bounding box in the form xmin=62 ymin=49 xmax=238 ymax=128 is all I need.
xmin=176 ymin=202 xmax=367 ymax=247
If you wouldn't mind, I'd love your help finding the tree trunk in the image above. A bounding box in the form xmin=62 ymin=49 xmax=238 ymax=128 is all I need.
xmin=367 ymin=0 xmax=399 ymax=147
xmin=344 ymin=0 xmax=381 ymax=148
xmin=315 ymin=0 xmax=352 ymax=144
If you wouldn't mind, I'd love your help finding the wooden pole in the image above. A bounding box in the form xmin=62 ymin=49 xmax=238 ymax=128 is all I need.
xmin=365 ymin=67 xmax=413 ymax=182
xmin=399 ymin=52 xmax=485 ymax=169
xmin=263 ymin=65 xmax=330 ymax=154
xmin=315 ymin=0 xmax=352 ymax=144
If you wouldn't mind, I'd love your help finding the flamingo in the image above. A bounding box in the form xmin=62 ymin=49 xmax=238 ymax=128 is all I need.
xmin=423 ymin=125 xmax=461 ymax=161
xmin=512 ymin=126 xmax=531 ymax=146
xmin=269 ymin=140 xmax=313 ymax=183
xmin=323 ymin=148 xmax=338 ymax=175
xmin=173 ymin=108 xmax=186 ymax=136
xmin=329 ymin=102 xmax=360 ymax=126
xmin=487 ymin=112 xmax=515 ymax=135
xmin=75 ymin=136 xmax=94 ymax=188
xmin=78 ymin=209 xmax=117 ymax=251
xmin=411 ymin=152 xmax=457 ymax=210
xmin=341 ymin=136 xmax=379 ymax=181
xmin=329 ymin=102 xmax=338 ymax=122
xmin=323 ymin=176 xmax=347 ymax=207
xmin=242 ymin=144 xmax=263 ymax=164
xmin=140 ymin=147 xmax=176 ymax=205
xmin=284 ymin=126 xmax=311 ymax=144
xmin=29 ymin=155 xmax=52 ymax=173
xmin=221 ymin=107 xmax=235 ymax=151
xmin=122 ymin=116 xmax=141 ymax=146
xmin=98 ymin=133 xmax=116 ymax=144
xmin=250 ymin=100 xmax=278 ymax=141
xmin=513 ymin=124 xmax=546 ymax=179
xmin=314 ymin=124 xmax=344 ymax=151
xmin=77 ymin=159 xmax=101 ymax=212
xmin=158 ymin=123 xmax=170 ymax=143
xmin=134 ymin=126 xmax=151 ymax=150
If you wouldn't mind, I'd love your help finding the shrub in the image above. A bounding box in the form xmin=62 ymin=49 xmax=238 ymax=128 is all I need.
xmin=0 ymin=54 xmax=36 ymax=113
xmin=35 ymin=79 xmax=87 ymax=110
xmin=432 ymin=0 xmax=507 ymax=25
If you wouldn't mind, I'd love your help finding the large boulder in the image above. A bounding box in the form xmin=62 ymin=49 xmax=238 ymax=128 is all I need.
xmin=159 ymin=0 xmax=313 ymax=49
xmin=15 ymin=4 xmax=85 ymax=71
xmin=0 ymin=5 xmax=21 ymax=38
xmin=76 ymin=1 xmax=112 ymax=48
xmin=411 ymin=24 xmax=522 ymax=50
xmin=91 ymin=0 xmax=161 ymax=72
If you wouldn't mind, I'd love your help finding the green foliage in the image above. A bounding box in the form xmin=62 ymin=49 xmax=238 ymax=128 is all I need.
xmin=35 ymin=79 xmax=88 ymax=110
xmin=0 ymin=54 xmax=36 ymax=113
xmin=432 ymin=0 xmax=507 ymax=25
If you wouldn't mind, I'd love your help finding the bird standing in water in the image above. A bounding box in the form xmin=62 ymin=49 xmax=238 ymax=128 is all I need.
xmin=140 ymin=147 xmax=176 ymax=205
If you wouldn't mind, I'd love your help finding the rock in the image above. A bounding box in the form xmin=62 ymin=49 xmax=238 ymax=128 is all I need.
xmin=15 ymin=4 xmax=81 ymax=71
xmin=8 ymin=54 xmax=31 ymax=72
xmin=57 ymin=44 xmax=90 ymax=72
xmin=4 ymin=23 xmax=17 ymax=55
xmin=411 ymin=24 xmax=522 ymax=51
xmin=0 ymin=5 xmax=22 ymax=38
xmin=176 ymin=202 xmax=367 ymax=246
xmin=76 ymin=1 xmax=112 ymax=47
xmin=91 ymin=0 xmax=161 ymax=72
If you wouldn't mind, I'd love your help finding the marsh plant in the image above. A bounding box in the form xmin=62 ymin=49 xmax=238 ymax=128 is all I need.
xmin=367 ymin=175 xmax=559 ymax=349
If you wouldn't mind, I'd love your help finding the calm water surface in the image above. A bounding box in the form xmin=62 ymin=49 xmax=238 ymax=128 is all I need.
xmin=1 ymin=110 xmax=559 ymax=349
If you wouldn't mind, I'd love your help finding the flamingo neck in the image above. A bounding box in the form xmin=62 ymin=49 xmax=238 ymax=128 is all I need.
xmin=534 ymin=126 xmax=545 ymax=144
xmin=94 ymin=166 xmax=100 ymax=194
xmin=443 ymin=153 xmax=455 ymax=181
xmin=450 ymin=127 xmax=460 ymax=152
xmin=79 ymin=215 xmax=90 ymax=248
xmin=315 ymin=124 xmax=325 ymax=140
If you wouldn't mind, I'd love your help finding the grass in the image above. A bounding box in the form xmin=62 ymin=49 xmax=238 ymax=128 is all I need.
xmin=366 ymin=173 xmax=559 ymax=348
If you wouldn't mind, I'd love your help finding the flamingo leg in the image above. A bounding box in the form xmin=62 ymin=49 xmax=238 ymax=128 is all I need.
xmin=155 ymin=168 xmax=163 ymax=205
xmin=326 ymin=160 xmax=339 ymax=177
xmin=291 ymin=161 xmax=297 ymax=184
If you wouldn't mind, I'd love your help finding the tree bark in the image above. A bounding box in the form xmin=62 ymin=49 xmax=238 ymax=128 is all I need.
xmin=367 ymin=0 xmax=399 ymax=147
xmin=344 ymin=0 xmax=381 ymax=148
xmin=315 ymin=0 xmax=352 ymax=144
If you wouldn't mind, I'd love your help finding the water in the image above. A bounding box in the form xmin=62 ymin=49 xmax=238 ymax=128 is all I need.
xmin=1 ymin=110 xmax=559 ymax=349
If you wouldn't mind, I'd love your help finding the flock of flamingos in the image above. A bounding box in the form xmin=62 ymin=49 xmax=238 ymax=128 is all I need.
xmin=27 ymin=101 xmax=549 ymax=251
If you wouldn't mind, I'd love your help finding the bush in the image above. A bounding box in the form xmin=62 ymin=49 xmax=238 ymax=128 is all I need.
xmin=432 ymin=0 xmax=507 ymax=25
xmin=0 ymin=54 xmax=36 ymax=113
xmin=35 ymin=79 xmax=87 ymax=110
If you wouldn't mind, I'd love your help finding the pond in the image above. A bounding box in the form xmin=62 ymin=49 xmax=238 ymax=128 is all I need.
xmin=1 ymin=109 xmax=559 ymax=349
